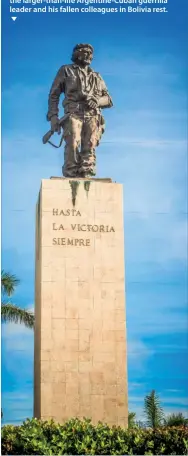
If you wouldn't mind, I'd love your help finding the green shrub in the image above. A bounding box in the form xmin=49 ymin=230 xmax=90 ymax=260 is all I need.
xmin=1 ymin=418 xmax=188 ymax=455
xmin=164 ymin=413 xmax=188 ymax=427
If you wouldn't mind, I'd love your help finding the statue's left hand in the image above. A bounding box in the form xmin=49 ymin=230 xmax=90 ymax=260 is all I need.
xmin=86 ymin=97 xmax=98 ymax=110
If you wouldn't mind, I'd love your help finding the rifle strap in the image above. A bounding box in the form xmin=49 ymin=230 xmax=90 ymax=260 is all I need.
xmin=47 ymin=133 xmax=64 ymax=149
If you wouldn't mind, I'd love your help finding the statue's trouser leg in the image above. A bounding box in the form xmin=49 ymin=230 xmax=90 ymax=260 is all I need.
xmin=62 ymin=115 xmax=82 ymax=177
xmin=79 ymin=116 xmax=99 ymax=176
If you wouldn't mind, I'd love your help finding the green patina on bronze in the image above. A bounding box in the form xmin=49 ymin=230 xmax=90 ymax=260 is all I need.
xmin=69 ymin=180 xmax=80 ymax=207
xmin=84 ymin=180 xmax=91 ymax=198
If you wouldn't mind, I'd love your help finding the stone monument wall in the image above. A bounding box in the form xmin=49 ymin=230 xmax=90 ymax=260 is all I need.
xmin=34 ymin=178 xmax=128 ymax=426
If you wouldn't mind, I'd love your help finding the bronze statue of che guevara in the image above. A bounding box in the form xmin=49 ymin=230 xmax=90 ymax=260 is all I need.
xmin=46 ymin=43 xmax=113 ymax=178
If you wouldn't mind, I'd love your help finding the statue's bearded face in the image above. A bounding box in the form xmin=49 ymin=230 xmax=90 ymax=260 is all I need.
xmin=73 ymin=47 xmax=93 ymax=65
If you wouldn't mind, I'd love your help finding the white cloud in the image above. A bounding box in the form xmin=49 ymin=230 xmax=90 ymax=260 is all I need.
xmin=128 ymin=339 xmax=154 ymax=372
xmin=165 ymin=389 xmax=181 ymax=393
xmin=27 ymin=304 xmax=35 ymax=313
xmin=103 ymin=138 xmax=187 ymax=147
xmin=2 ymin=322 xmax=33 ymax=353
xmin=2 ymin=391 xmax=33 ymax=425
xmin=127 ymin=304 xmax=187 ymax=337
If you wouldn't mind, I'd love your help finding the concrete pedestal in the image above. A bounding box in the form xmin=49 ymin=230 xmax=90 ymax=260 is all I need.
xmin=34 ymin=177 xmax=128 ymax=426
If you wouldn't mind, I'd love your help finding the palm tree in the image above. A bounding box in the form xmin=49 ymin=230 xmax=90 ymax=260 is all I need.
xmin=1 ymin=271 xmax=34 ymax=421
xmin=144 ymin=390 xmax=164 ymax=429
xmin=1 ymin=270 xmax=34 ymax=329
xmin=164 ymin=412 xmax=188 ymax=427
xmin=1 ymin=270 xmax=20 ymax=296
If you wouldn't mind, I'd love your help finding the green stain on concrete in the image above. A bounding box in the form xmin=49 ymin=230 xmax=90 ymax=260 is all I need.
xmin=69 ymin=180 xmax=80 ymax=207
xmin=84 ymin=180 xmax=91 ymax=198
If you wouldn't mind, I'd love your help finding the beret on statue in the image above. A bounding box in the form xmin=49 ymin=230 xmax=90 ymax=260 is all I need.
xmin=73 ymin=43 xmax=94 ymax=53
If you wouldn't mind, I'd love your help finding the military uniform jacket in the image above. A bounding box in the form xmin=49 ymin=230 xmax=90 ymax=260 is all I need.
xmin=47 ymin=63 xmax=113 ymax=120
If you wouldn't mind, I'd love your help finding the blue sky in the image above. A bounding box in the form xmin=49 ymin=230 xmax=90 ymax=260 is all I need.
xmin=1 ymin=0 xmax=188 ymax=424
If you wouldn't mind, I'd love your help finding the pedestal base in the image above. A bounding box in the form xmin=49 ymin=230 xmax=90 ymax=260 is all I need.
xmin=34 ymin=178 xmax=128 ymax=426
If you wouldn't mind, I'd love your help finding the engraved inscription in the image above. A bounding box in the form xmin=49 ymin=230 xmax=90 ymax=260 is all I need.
xmin=71 ymin=224 xmax=115 ymax=233
xmin=53 ymin=237 xmax=90 ymax=247
xmin=53 ymin=223 xmax=64 ymax=230
xmin=52 ymin=208 xmax=115 ymax=246
xmin=53 ymin=208 xmax=81 ymax=216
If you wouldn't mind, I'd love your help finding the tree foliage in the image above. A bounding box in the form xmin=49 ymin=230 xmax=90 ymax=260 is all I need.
xmin=1 ymin=270 xmax=34 ymax=329
xmin=128 ymin=411 xmax=137 ymax=429
xmin=164 ymin=413 xmax=188 ymax=427
xmin=144 ymin=389 xmax=164 ymax=429
xmin=1 ymin=303 xmax=34 ymax=329
xmin=1 ymin=270 xmax=20 ymax=296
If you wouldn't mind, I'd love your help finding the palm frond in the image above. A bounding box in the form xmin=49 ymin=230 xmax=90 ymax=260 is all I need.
xmin=1 ymin=270 xmax=20 ymax=297
xmin=1 ymin=303 xmax=34 ymax=329
xmin=144 ymin=390 xmax=164 ymax=428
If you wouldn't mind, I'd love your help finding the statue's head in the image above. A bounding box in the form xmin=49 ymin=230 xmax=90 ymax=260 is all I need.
xmin=72 ymin=43 xmax=94 ymax=66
